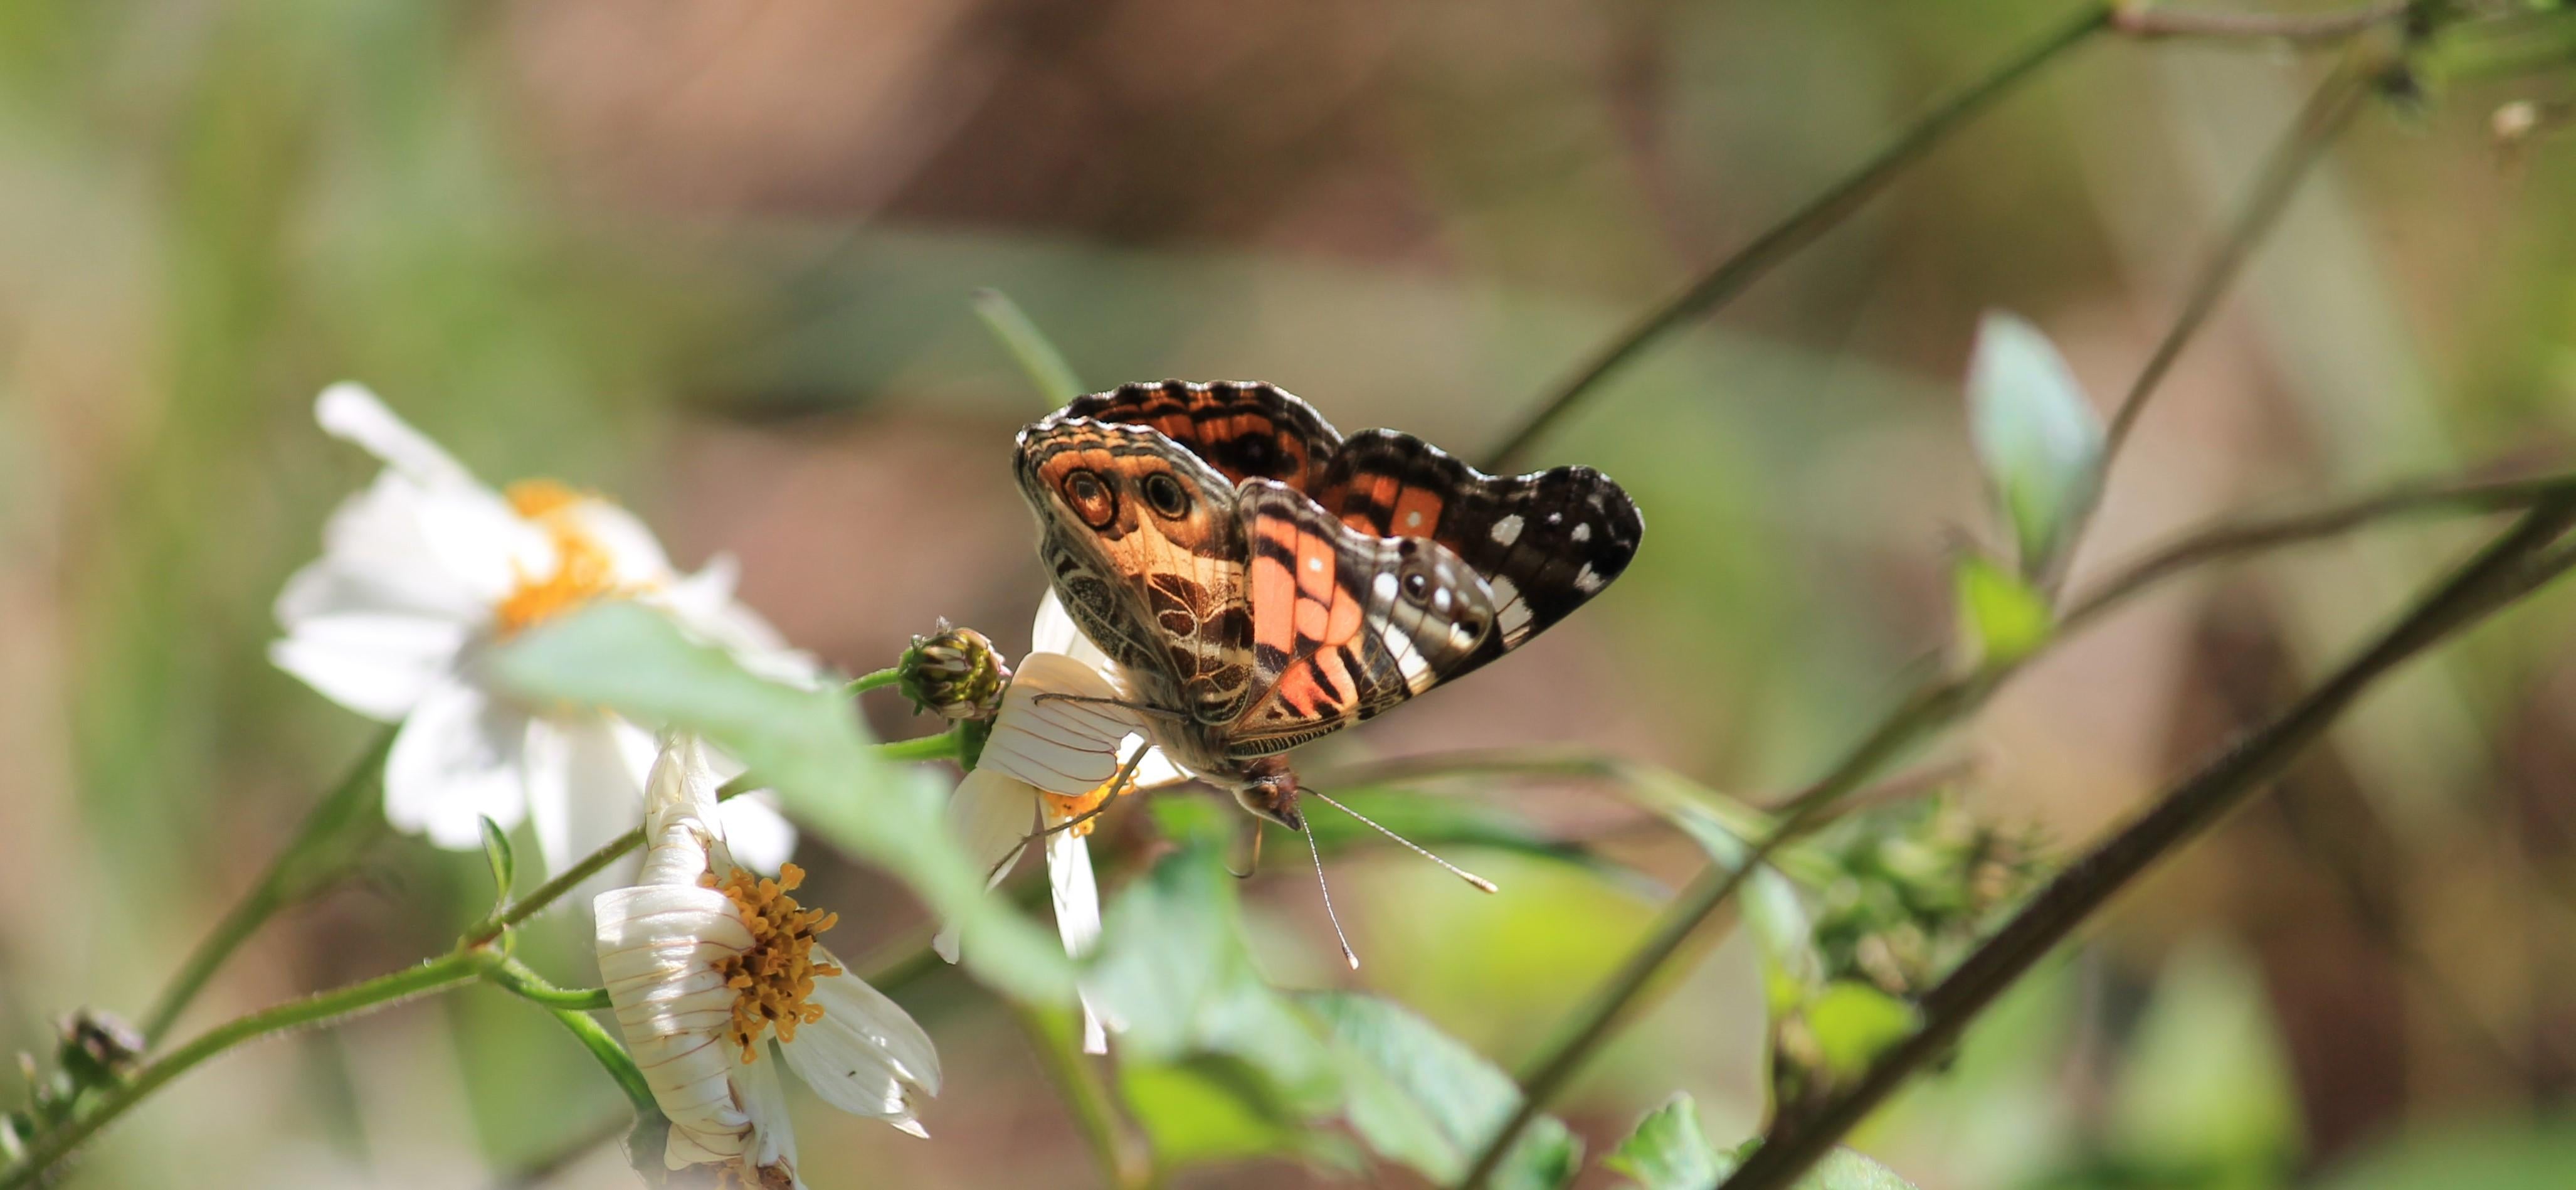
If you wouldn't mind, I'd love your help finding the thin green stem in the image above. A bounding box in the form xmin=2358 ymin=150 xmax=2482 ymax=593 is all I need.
xmin=974 ymin=288 xmax=1087 ymax=405
xmin=2109 ymin=1 xmax=2410 ymax=44
xmin=874 ymin=729 xmax=964 ymax=762
xmin=1009 ymin=1004 xmax=1149 ymax=1190
xmin=1486 ymin=1 xmax=2112 ymax=470
xmin=844 ymin=666 xmax=904 ymax=696
xmin=1 ymin=950 xmax=490 ymax=1190
xmin=1716 ymin=500 xmax=2576 ymax=1190
xmin=539 ymin=1006 xmax=656 ymax=1117
xmin=144 ymin=725 xmax=396 ymax=1044
xmin=487 ymin=956 xmax=614 ymax=1012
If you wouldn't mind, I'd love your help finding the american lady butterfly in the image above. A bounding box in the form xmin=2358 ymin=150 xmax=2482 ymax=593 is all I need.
xmin=995 ymin=380 xmax=1642 ymax=852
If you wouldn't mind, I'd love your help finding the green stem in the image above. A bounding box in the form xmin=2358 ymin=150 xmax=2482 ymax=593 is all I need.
xmin=2109 ymin=0 xmax=2409 ymax=44
xmin=844 ymin=666 xmax=904 ymax=696
xmin=1485 ymin=1 xmax=2112 ymax=470
xmin=1716 ymin=500 xmax=2576 ymax=1190
xmin=487 ymin=956 xmax=614 ymax=1012
xmin=143 ymin=725 xmax=396 ymax=1044
xmin=538 ymin=1005 xmax=655 ymax=1117
xmin=1009 ymin=1004 xmax=1149 ymax=1190
xmin=1 ymin=950 xmax=490 ymax=1190
xmin=874 ymin=729 xmax=963 ymax=762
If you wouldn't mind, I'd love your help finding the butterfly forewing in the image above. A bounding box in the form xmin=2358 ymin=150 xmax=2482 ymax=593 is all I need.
xmin=1065 ymin=380 xmax=1346 ymax=491
xmin=1226 ymin=479 xmax=1493 ymax=757
xmin=1314 ymin=428 xmax=1642 ymax=671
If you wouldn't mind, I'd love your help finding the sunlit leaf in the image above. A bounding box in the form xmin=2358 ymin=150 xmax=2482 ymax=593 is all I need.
xmin=1716 ymin=1142 xmax=1924 ymax=1189
xmin=1607 ymin=1093 xmax=1723 ymax=1190
xmin=2109 ymin=939 xmax=2298 ymax=1172
xmin=494 ymin=603 xmax=1072 ymax=1002
xmin=1119 ymin=1057 xmax=1358 ymax=1170
xmin=1805 ymin=980 xmax=1918 ymax=1080
xmin=1966 ymin=311 xmax=2103 ymax=577
xmin=1304 ymin=992 xmax=1581 ymax=1190
xmin=1951 ymin=551 xmax=2054 ymax=667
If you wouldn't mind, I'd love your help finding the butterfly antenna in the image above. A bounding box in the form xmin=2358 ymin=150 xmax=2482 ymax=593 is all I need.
xmin=1304 ymin=787 xmax=1499 ymax=893
xmin=1302 ymin=822 xmax=1359 ymax=970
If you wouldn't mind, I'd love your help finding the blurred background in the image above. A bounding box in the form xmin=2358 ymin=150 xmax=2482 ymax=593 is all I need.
xmin=7 ymin=0 xmax=2576 ymax=1186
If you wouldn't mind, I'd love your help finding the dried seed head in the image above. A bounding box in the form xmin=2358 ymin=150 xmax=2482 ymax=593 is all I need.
xmin=899 ymin=620 xmax=1010 ymax=721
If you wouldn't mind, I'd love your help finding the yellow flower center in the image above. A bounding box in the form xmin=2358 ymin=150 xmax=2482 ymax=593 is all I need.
xmin=494 ymin=479 xmax=633 ymax=635
xmin=1042 ymin=776 xmax=1131 ymax=838
xmin=702 ymin=862 xmax=842 ymax=1063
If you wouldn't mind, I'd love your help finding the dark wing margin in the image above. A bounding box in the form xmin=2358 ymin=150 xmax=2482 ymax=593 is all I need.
xmin=1064 ymin=380 xmax=1345 ymax=492
xmin=1312 ymin=428 xmax=1642 ymax=671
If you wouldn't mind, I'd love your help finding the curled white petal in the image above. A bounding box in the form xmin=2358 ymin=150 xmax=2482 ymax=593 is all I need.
xmin=594 ymin=881 xmax=758 ymax=1163
xmin=315 ymin=383 xmax=480 ymax=492
xmin=267 ymin=612 xmax=467 ymax=721
xmin=1045 ymin=829 xmax=1113 ymax=1054
xmin=978 ymin=653 xmax=1151 ymax=795
xmin=934 ymin=767 xmax=1038 ymax=963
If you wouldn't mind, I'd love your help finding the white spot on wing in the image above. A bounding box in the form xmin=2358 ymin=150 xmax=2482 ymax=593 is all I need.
xmin=1570 ymin=523 xmax=1591 ymax=543
xmin=1491 ymin=575 xmax=1531 ymax=638
xmin=1306 ymin=556 xmax=1323 ymax=573
xmin=1575 ymin=564 xmax=1605 ymax=593
xmin=1489 ymin=514 xmax=1523 ymax=546
xmin=1372 ymin=571 xmax=1399 ymax=602
xmin=1405 ymin=510 xmax=1424 ymax=529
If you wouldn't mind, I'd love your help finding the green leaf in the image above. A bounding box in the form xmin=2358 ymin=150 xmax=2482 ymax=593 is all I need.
xmin=477 ymin=815 xmax=515 ymax=915
xmin=1966 ymin=311 xmax=2103 ymax=577
xmin=494 ymin=603 xmax=1071 ymax=1002
xmin=973 ymin=287 xmax=1085 ymax=406
xmin=1951 ymin=551 xmax=2054 ymax=667
xmin=2320 ymin=1118 xmax=2576 ymax=1190
xmin=1804 ymin=980 xmax=1919 ymax=1080
xmin=1715 ymin=1143 xmax=1924 ymax=1189
xmin=1119 ymin=1057 xmax=1357 ymax=1170
xmin=1091 ymin=828 xmax=1339 ymax=1115
xmin=2108 ymin=938 xmax=2298 ymax=1171
xmin=1304 ymin=992 xmax=1581 ymax=1190
xmin=1607 ymin=1093 xmax=1723 ymax=1190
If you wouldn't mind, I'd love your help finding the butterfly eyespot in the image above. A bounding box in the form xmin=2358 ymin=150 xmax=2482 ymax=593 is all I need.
xmin=1400 ymin=569 xmax=1431 ymax=604
xmin=1143 ymin=472 xmax=1191 ymax=519
xmin=1060 ymin=469 xmax=1117 ymax=528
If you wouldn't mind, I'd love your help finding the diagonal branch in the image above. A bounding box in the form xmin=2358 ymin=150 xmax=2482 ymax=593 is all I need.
xmin=1713 ymin=497 xmax=2576 ymax=1190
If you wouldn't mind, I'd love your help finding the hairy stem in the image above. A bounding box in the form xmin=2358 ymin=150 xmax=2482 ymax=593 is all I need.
xmin=143 ymin=726 xmax=396 ymax=1044
xmin=1486 ymin=2 xmax=2112 ymax=470
xmin=487 ymin=956 xmax=614 ymax=1012
xmin=1715 ymin=500 xmax=2576 ymax=1190
xmin=2 ymin=950 xmax=491 ymax=1190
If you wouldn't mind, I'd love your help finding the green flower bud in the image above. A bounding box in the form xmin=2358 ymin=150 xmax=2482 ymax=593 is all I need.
xmin=899 ymin=620 xmax=1010 ymax=721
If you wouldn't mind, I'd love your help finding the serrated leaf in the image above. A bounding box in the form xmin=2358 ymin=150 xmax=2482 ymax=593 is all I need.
xmin=1966 ymin=311 xmax=2103 ymax=578
xmin=478 ymin=815 xmax=515 ymax=913
xmin=1716 ymin=1143 xmax=1924 ymax=1189
xmin=494 ymin=603 xmax=1071 ymax=1002
xmin=1952 ymin=551 xmax=2054 ymax=667
xmin=1304 ymin=992 xmax=1581 ymax=1190
xmin=1804 ymin=980 xmax=1919 ymax=1080
xmin=1607 ymin=1093 xmax=1723 ymax=1190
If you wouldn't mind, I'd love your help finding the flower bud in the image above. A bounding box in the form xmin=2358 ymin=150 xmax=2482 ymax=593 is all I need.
xmin=899 ymin=620 xmax=1010 ymax=721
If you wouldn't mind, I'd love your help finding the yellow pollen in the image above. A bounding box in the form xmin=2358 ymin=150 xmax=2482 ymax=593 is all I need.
xmin=494 ymin=479 xmax=633 ymax=635
xmin=1041 ymin=777 xmax=1130 ymax=838
xmin=702 ymin=862 xmax=842 ymax=1063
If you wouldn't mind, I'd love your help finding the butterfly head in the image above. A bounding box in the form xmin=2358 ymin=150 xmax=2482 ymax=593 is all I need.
xmin=1228 ymin=757 xmax=1304 ymax=832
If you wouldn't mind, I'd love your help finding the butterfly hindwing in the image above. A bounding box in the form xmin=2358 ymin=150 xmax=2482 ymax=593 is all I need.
xmin=1012 ymin=417 xmax=1257 ymax=725
xmin=1313 ymin=428 xmax=1642 ymax=677
xmin=1065 ymin=380 xmax=1345 ymax=491
xmin=1227 ymin=479 xmax=1494 ymax=756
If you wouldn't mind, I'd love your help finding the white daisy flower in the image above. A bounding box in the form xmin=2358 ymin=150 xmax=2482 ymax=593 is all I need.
xmin=269 ymin=383 xmax=805 ymax=876
xmin=934 ymin=592 xmax=1188 ymax=1053
xmin=596 ymin=733 xmax=939 ymax=1186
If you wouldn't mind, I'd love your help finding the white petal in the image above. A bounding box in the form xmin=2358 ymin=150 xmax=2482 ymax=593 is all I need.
xmin=292 ymin=474 xmax=502 ymax=624
xmin=715 ymin=794 xmax=798 ymax=875
xmin=1030 ymin=589 xmax=1084 ymax=656
xmin=1045 ymin=830 xmax=1113 ymax=1055
xmin=978 ymin=654 xmax=1148 ymax=796
xmin=932 ymin=768 xmax=1039 ymax=963
xmin=525 ymin=718 xmax=650 ymax=881
xmin=315 ymin=383 xmax=480 ymax=491
xmin=268 ymin=613 xmax=468 ymax=721
xmin=383 ymin=679 xmax=527 ymax=848
xmin=736 ymin=1049 xmax=805 ymax=1183
xmin=557 ymin=497 xmax=676 ymax=587
xmin=786 ymin=950 xmax=941 ymax=1098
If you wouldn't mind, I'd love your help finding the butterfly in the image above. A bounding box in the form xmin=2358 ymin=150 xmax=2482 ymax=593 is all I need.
xmin=988 ymin=381 xmax=1642 ymax=956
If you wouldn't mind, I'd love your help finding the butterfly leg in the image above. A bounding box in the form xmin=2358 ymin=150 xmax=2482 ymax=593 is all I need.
xmin=1030 ymin=692 xmax=1191 ymax=722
